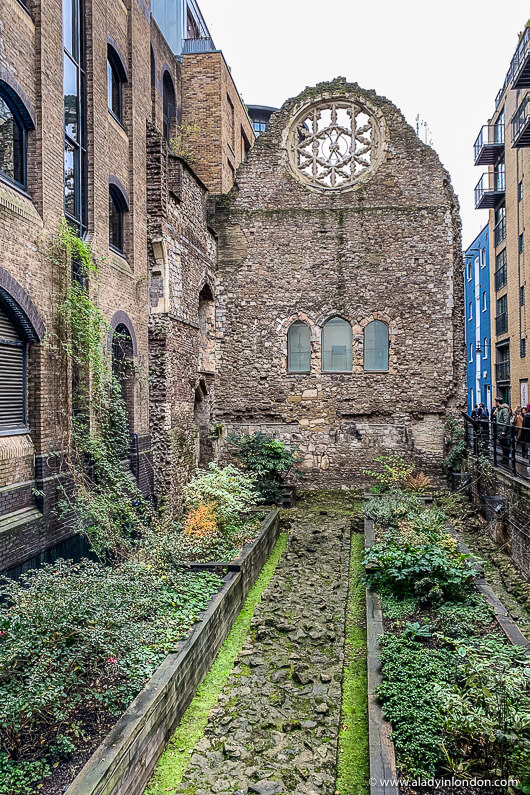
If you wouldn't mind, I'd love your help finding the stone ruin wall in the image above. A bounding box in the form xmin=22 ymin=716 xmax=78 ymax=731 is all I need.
xmin=212 ymin=79 xmax=466 ymax=486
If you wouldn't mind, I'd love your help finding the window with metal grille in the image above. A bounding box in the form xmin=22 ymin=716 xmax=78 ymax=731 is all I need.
xmin=0 ymin=304 xmax=27 ymax=433
xmin=521 ymin=338 xmax=527 ymax=358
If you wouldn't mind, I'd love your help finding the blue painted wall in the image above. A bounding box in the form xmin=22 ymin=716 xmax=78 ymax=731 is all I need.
xmin=464 ymin=224 xmax=491 ymax=414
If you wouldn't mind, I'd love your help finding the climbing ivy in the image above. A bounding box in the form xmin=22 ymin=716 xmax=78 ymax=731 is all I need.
xmin=46 ymin=220 xmax=148 ymax=559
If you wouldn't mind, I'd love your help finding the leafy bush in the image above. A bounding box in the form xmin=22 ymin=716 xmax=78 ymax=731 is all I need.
xmin=0 ymin=559 xmax=221 ymax=791
xmin=183 ymin=504 xmax=217 ymax=538
xmin=363 ymin=491 xmax=424 ymax=529
xmin=364 ymin=541 xmax=475 ymax=604
xmin=183 ymin=464 xmax=257 ymax=531
xmin=228 ymin=432 xmax=299 ymax=504
xmin=436 ymin=636 xmax=530 ymax=778
xmin=378 ymin=634 xmax=456 ymax=777
xmin=403 ymin=471 xmax=432 ymax=493
xmin=363 ymin=454 xmax=415 ymax=492
xmin=443 ymin=417 xmax=466 ymax=474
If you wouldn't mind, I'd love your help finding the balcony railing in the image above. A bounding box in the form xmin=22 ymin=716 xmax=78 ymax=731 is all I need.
xmin=495 ymin=312 xmax=508 ymax=336
xmin=511 ymin=95 xmax=530 ymax=148
xmin=182 ymin=36 xmax=216 ymax=54
xmin=473 ymin=124 xmax=505 ymax=165
xmin=494 ymin=216 xmax=506 ymax=247
xmin=510 ymin=25 xmax=530 ymax=89
xmin=495 ymin=360 xmax=510 ymax=381
xmin=494 ymin=265 xmax=507 ymax=291
xmin=474 ymin=171 xmax=506 ymax=209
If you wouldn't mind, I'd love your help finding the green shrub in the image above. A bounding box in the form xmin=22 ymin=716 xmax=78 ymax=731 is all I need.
xmin=378 ymin=634 xmax=456 ymax=777
xmin=228 ymin=432 xmax=299 ymax=504
xmin=0 ymin=559 xmax=221 ymax=790
xmin=363 ymin=454 xmax=415 ymax=492
xmin=363 ymin=491 xmax=423 ymax=528
xmin=182 ymin=464 xmax=257 ymax=531
xmin=364 ymin=541 xmax=475 ymax=604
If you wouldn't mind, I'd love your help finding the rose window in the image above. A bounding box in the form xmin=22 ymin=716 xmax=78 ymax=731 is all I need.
xmin=287 ymin=98 xmax=384 ymax=191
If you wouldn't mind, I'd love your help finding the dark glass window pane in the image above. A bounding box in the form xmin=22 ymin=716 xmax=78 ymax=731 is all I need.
xmin=64 ymin=141 xmax=78 ymax=218
xmin=63 ymin=0 xmax=77 ymax=58
xmin=63 ymin=54 xmax=78 ymax=140
xmin=364 ymin=320 xmax=389 ymax=371
xmin=0 ymin=97 xmax=17 ymax=183
xmin=109 ymin=192 xmax=123 ymax=251
xmin=108 ymin=60 xmax=121 ymax=119
xmin=288 ymin=321 xmax=311 ymax=372
xmin=322 ymin=317 xmax=352 ymax=372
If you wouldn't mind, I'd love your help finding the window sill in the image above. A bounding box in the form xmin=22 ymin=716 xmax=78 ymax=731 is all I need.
xmin=0 ymin=171 xmax=31 ymax=200
xmin=321 ymin=371 xmax=353 ymax=375
xmin=0 ymin=427 xmax=30 ymax=438
xmin=363 ymin=370 xmax=389 ymax=374
xmin=108 ymin=110 xmax=128 ymax=138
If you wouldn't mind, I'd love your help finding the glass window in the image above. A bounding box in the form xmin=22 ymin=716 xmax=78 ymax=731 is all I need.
xmin=287 ymin=321 xmax=311 ymax=372
xmin=107 ymin=59 xmax=121 ymax=119
xmin=482 ymin=291 xmax=487 ymax=311
xmin=63 ymin=0 xmax=86 ymax=235
xmin=0 ymin=94 xmax=25 ymax=187
xmin=518 ymin=181 xmax=523 ymax=201
xmin=322 ymin=317 xmax=352 ymax=372
xmin=64 ymin=140 xmax=78 ymax=218
xmin=63 ymin=54 xmax=78 ymax=140
xmin=364 ymin=320 xmax=389 ymax=371
xmin=466 ymin=260 xmax=472 ymax=280
xmin=162 ymin=71 xmax=176 ymax=143
xmin=469 ymin=343 xmax=473 ymax=363
xmin=483 ymin=338 xmax=488 ymax=359
xmin=519 ymin=233 xmax=524 ymax=253
xmin=109 ymin=188 xmax=125 ymax=253
xmin=468 ymin=302 xmax=472 ymax=320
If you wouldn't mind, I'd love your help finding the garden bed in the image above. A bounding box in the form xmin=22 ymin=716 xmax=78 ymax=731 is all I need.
xmin=363 ymin=489 xmax=530 ymax=795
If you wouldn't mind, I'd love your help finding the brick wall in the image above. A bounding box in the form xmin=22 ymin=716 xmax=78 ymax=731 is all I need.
xmin=212 ymin=79 xmax=466 ymax=486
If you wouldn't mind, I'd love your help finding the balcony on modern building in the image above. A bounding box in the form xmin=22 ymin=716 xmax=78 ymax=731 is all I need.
xmin=511 ymin=95 xmax=530 ymax=148
xmin=473 ymin=124 xmax=505 ymax=165
xmin=495 ymin=359 xmax=510 ymax=382
xmin=510 ymin=25 xmax=530 ymax=89
xmin=495 ymin=312 xmax=508 ymax=336
xmin=475 ymin=171 xmax=505 ymax=209
xmin=494 ymin=215 xmax=506 ymax=247
xmin=182 ymin=36 xmax=216 ymax=54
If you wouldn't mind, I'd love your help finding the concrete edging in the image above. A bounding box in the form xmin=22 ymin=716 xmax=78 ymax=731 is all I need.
xmin=364 ymin=517 xmax=399 ymax=795
xmin=66 ymin=509 xmax=280 ymax=795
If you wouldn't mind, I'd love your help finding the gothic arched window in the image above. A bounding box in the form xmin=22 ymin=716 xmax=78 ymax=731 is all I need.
xmin=322 ymin=317 xmax=352 ymax=372
xmin=364 ymin=320 xmax=389 ymax=371
xmin=162 ymin=71 xmax=176 ymax=143
xmin=287 ymin=321 xmax=311 ymax=373
xmin=0 ymin=88 xmax=27 ymax=189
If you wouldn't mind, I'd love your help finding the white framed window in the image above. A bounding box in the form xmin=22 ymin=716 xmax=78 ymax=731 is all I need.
xmin=482 ymin=291 xmax=487 ymax=312
xmin=469 ymin=343 xmax=473 ymax=363
xmin=480 ymin=248 xmax=486 ymax=268
xmin=468 ymin=301 xmax=473 ymax=320
xmin=466 ymin=260 xmax=472 ymax=280
xmin=483 ymin=337 xmax=488 ymax=359
xmin=322 ymin=317 xmax=352 ymax=372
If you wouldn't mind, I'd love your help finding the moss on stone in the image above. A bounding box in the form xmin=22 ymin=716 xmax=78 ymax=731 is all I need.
xmin=144 ymin=532 xmax=288 ymax=794
xmin=336 ymin=533 xmax=369 ymax=795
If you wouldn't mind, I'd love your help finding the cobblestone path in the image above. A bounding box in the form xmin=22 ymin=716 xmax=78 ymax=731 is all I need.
xmin=174 ymin=509 xmax=353 ymax=795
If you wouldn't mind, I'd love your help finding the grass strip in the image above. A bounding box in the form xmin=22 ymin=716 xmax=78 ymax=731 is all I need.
xmin=336 ymin=532 xmax=369 ymax=795
xmin=145 ymin=532 xmax=288 ymax=794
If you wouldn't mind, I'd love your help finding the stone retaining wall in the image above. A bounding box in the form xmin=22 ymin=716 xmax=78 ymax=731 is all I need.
xmin=66 ymin=509 xmax=280 ymax=795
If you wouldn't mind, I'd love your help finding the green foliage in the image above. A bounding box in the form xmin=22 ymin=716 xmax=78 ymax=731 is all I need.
xmin=0 ymin=559 xmax=221 ymax=791
xmin=436 ymin=636 xmax=530 ymax=778
xmin=443 ymin=417 xmax=466 ymax=474
xmin=403 ymin=620 xmax=431 ymax=641
xmin=182 ymin=463 xmax=257 ymax=531
xmin=363 ymin=491 xmax=424 ymax=528
xmin=170 ymin=121 xmax=201 ymax=165
xmin=363 ymin=454 xmax=415 ymax=492
xmin=0 ymin=754 xmax=50 ymax=795
xmin=380 ymin=593 xmax=418 ymax=620
xmin=434 ymin=596 xmax=495 ymax=639
xmin=228 ymin=432 xmax=299 ymax=504
xmin=47 ymin=220 xmax=149 ymax=559
xmin=378 ymin=634 xmax=455 ymax=777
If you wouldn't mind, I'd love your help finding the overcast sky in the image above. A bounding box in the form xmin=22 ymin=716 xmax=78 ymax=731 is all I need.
xmin=197 ymin=0 xmax=529 ymax=249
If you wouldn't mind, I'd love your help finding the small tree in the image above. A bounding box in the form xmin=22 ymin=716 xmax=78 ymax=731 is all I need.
xmin=228 ymin=432 xmax=299 ymax=504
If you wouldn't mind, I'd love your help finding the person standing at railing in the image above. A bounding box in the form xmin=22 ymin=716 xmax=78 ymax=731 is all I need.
xmin=477 ymin=403 xmax=489 ymax=450
xmin=496 ymin=401 xmax=511 ymax=466
xmin=513 ymin=406 xmax=524 ymax=454
xmin=522 ymin=404 xmax=530 ymax=465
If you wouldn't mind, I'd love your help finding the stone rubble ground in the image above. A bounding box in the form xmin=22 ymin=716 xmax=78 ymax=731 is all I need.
xmin=172 ymin=509 xmax=353 ymax=795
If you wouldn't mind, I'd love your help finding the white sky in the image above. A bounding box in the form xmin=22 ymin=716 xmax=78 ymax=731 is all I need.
xmin=197 ymin=0 xmax=529 ymax=249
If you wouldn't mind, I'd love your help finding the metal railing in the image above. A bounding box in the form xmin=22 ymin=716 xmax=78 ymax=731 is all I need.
xmin=463 ymin=413 xmax=530 ymax=482
xmin=473 ymin=123 xmax=505 ymax=162
xmin=496 ymin=312 xmax=508 ymax=335
xmin=494 ymin=264 xmax=507 ymax=291
xmin=494 ymin=215 xmax=506 ymax=247
xmin=474 ymin=171 xmax=505 ymax=208
xmin=182 ymin=36 xmax=216 ymax=54
xmin=512 ymin=95 xmax=530 ymax=143
xmin=509 ymin=26 xmax=530 ymax=87
xmin=495 ymin=360 xmax=510 ymax=381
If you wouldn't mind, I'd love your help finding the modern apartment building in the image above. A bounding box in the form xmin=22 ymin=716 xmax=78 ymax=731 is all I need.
xmin=464 ymin=225 xmax=492 ymax=413
xmin=247 ymin=105 xmax=277 ymax=136
xmin=473 ymin=21 xmax=530 ymax=407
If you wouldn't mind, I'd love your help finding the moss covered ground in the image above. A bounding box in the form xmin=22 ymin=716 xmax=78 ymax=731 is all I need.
xmin=336 ymin=531 xmax=369 ymax=795
xmin=145 ymin=533 xmax=288 ymax=794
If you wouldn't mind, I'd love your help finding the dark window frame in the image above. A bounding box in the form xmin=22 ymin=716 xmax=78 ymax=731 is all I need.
xmin=109 ymin=184 xmax=127 ymax=255
xmin=0 ymin=88 xmax=29 ymax=191
xmin=107 ymin=44 xmax=127 ymax=124
xmin=63 ymin=0 xmax=87 ymax=238
xmin=0 ymin=302 xmax=29 ymax=436
xmin=162 ymin=71 xmax=176 ymax=144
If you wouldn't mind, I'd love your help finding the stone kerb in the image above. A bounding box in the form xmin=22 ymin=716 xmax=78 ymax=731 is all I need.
xmin=66 ymin=509 xmax=280 ymax=795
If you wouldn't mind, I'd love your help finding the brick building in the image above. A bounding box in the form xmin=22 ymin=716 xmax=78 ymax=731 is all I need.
xmin=212 ymin=79 xmax=465 ymax=484
xmin=473 ymin=21 xmax=530 ymax=407
xmin=0 ymin=0 xmax=252 ymax=574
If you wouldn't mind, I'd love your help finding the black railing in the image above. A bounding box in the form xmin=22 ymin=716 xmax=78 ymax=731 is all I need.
xmin=473 ymin=124 xmax=505 ymax=165
xmin=509 ymin=26 xmax=530 ymax=87
xmin=495 ymin=264 xmax=507 ymax=291
xmin=494 ymin=216 xmax=506 ymax=247
xmin=496 ymin=312 xmax=508 ymax=335
xmin=495 ymin=360 xmax=510 ymax=381
xmin=474 ymin=170 xmax=506 ymax=209
xmin=463 ymin=413 xmax=530 ymax=481
xmin=512 ymin=95 xmax=530 ymax=143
